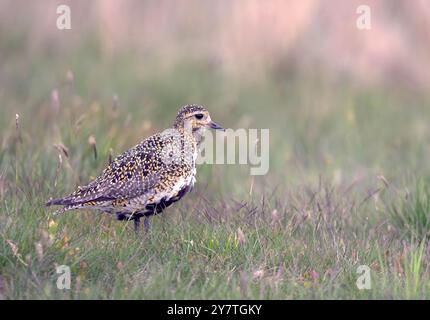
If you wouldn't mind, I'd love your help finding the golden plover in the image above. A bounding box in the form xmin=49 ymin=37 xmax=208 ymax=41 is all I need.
xmin=46 ymin=104 xmax=225 ymax=233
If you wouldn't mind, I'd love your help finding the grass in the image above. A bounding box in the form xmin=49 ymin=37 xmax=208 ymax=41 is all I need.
xmin=387 ymin=183 xmax=430 ymax=240
xmin=1 ymin=38 xmax=430 ymax=299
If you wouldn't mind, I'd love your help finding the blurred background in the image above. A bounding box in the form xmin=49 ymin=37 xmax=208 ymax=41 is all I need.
xmin=1 ymin=0 xmax=430 ymax=195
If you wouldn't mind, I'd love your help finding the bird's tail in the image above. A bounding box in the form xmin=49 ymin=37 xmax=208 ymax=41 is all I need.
xmin=52 ymin=205 xmax=80 ymax=216
xmin=45 ymin=197 xmax=84 ymax=216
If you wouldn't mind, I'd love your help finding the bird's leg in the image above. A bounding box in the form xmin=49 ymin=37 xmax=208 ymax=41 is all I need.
xmin=133 ymin=218 xmax=141 ymax=235
xmin=144 ymin=216 xmax=151 ymax=234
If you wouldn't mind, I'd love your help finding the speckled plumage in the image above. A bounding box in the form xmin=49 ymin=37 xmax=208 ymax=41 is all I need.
xmin=46 ymin=104 xmax=224 ymax=233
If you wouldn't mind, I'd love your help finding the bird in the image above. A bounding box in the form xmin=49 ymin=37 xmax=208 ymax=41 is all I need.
xmin=46 ymin=104 xmax=225 ymax=233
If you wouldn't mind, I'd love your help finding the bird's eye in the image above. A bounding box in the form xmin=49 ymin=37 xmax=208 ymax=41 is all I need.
xmin=194 ymin=113 xmax=204 ymax=120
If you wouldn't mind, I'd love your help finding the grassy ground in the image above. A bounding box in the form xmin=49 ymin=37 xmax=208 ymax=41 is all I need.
xmin=1 ymin=39 xmax=430 ymax=299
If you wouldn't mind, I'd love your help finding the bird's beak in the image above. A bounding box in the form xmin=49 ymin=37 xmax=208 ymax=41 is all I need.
xmin=209 ymin=121 xmax=225 ymax=131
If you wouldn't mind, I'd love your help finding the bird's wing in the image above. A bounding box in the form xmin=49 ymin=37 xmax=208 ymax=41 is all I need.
xmin=46 ymin=135 xmax=166 ymax=206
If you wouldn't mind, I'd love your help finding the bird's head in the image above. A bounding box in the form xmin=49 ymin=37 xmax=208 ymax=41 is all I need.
xmin=174 ymin=104 xmax=224 ymax=139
